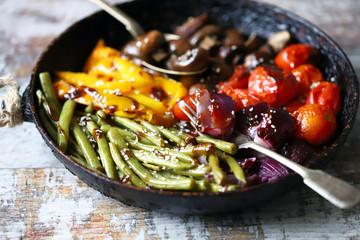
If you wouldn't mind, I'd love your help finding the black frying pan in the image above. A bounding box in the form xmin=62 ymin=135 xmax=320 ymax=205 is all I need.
xmin=21 ymin=0 xmax=359 ymax=214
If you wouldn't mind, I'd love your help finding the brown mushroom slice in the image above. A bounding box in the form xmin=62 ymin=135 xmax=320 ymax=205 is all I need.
xmin=189 ymin=24 xmax=223 ymax=46
xmin=122 ymin=30 xmax=166 ymax=62
xmin=267 ymin=31 xmax=291 ymax=53
xmin=202 ymin=58 xmax=233 ymax=86
xmin=243 ymin=44 xmax=274 ymax=69
xmin=223 ymin=29 xmax=245 ymax=46
xmin=136 ymin=30 xmax=166 ymax=55
xmin=218 ymin=29 xmax=245 ymax=64
xmin=166 ymin=47 xmax=209 ymax=72
xmin=168 ymin=39 xmax=193 ymax=56
xmin=244 ymin=33 xmax=265 ymax=53
xmin=175 ymin=13 xmax=209 ymax=40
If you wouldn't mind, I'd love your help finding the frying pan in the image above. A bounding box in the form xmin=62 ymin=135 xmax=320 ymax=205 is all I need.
xmin=21 ymin=0 xmax=359 ymax=214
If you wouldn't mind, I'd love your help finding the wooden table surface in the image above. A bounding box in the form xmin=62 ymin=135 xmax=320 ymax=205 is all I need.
xmin=1 ymin=0 xmax=359 ymax=239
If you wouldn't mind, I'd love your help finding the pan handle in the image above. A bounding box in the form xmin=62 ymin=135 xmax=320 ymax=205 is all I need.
xmin=21 ymin=84 xmax=34 ymax=123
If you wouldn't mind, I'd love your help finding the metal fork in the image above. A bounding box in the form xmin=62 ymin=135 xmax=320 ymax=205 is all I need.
xmin=180 ymin=100 xmax=360 ymax=209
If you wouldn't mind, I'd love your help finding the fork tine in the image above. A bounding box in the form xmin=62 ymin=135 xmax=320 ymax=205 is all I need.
xmin=189 ymin=97 xmax=197 ymax=107
xmin=183 ymin=101 xmax=197 ymax=117
xmin=179 ymin=105 xmax=197 ymax=126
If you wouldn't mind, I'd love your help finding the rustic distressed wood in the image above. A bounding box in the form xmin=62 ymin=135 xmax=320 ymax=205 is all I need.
xmin=1 ymin=0 xmax=360 ymax=239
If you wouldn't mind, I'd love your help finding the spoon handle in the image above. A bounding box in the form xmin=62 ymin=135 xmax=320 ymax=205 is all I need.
xmin=89 ymin=0 xmax=145 ymax=39
xmin=239 ymin=141 xmax=360 ymax=209
xmin=303 ymin=169 xmax=360 ymax=208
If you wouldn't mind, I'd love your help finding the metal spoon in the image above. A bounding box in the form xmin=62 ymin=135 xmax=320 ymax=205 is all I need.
xmin=181 ymin=100 xmax=360 ymax=209
xmin=233 ymin=134 xmax=360 ymax=209
xmin=89 ymin=0 xmax=206 ymax=76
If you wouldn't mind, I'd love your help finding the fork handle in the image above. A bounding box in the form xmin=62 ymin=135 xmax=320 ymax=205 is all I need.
xmin=240 ymin=142 xmax=360 ymax=209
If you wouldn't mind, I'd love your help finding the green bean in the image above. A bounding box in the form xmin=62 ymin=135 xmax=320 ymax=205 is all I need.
xmin=39 ymin=72 xmax=61 ymax=117
xmin=165 ymin=165 xmax=211 ymax=178
xmin=57 ymin=100 xmax=76 ymax=152
xmin=156 ymin=126 xmax=186 ymax=146
xmin=36 ymin=89 xmax=59 ymax=123
xmin=169 ymin=128 xmax=193 ymax=141
xmin=107 ymin=128 xmax=195 ymax=190
xmin=38 ymin=90 xmax=83 ymax=156
xmin=196 ymin=135 xmax=237 ymax=155
xmin=85 ymin=120 xmax=118 ymax=180
xmin=158 ymin=171 xmax=209 ymax=191
xmin=38 ymin=107 xmax=57 ymax=141
xmin=127 ymin=141 xmax=197 ymax=164
xmin=111 ymin=127 xmax=153 ymax=145
xmin=68 ymin=151 xmax=107 ymax=178
xmin=180 ymin=143 xmax=216 ymax=157
xmin=208 ymin=154 xmax=225 ymax=185
xmin=127 ymin=155 xmax=195 ymax=190
xmin=96 ymin=110 xmax=106 ymax=119
xmin=84 ymin=102 xmax=94 ymax=113
xmin=113 ymin=116 xmax=164 ymax=147
xmin=90 ymin=114 xmax=112 ymax=133
xmin=209 ymin=184 xmax=239 ymax=192
xmin=193 ymin=179 xmax=210 ymax=192
xmin=137 ymin=119 xmax=161 ymax=135
xmin=70 ymin=119 xmax=102 ymax=169
xmin=132 ymin=150 xmax=195 ymax=170
xmin=215 ymin=150 xmax=246 ymax=184
xmin=108 ymin=142 xmax=146 ymax=188
xmin=142 ymin=163 xmax=163 ymax=171
xmin=158 ymin=171 xmax=189 ymax=179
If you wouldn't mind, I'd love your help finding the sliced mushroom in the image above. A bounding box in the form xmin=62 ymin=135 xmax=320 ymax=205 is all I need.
xmin=244 ymin=33 xmax=265 ymax=53
xmin=189 ymin=24 xmax=223 ymax=46
xmin=122 ymin=30 xmax=166 ymax=62
xmin=223 ymin=29 xmax=244 ymax=46
xmin=267 ymin=31 xmax=291 ymax=53
xmin=136 ymin=30 xmax=166 ymax=55
xmin=168 ymin=39 xmax=192 ymax=56
xmin=166 ymin=47 xmax=209 ymax=72
xmin=175 ymin=13 xmax=209 ymax=40
xmin=243 ymin=44 xmax=274 ymax=69
xmin=218 ymin=29 xmax=245 ymax=64
xmin=202 ymin=58 xmax=233 ymax=87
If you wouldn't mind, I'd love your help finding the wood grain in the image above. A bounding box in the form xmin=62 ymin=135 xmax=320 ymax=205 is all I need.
xmin=1 ymin=0 xmax=360 ymax=239
xmin=1 ymin=168 xmax=359 ymax=239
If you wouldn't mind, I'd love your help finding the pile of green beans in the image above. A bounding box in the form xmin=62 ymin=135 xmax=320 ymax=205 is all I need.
xmin=37 ymin=72 xmax=246 ymax=192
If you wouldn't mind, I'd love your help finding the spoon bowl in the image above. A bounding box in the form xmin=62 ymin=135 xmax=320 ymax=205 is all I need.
xmin=90 ymin=0 xmax=207 ymax=76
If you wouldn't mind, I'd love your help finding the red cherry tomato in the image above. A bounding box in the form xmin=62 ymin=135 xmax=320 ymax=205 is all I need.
xmin=173 ymin=95 xmax=196 ymax=121
xmin=294 ymin=104 xmax=337 ymax=146
xmin=248 ymin=65 xmax=299 ymax=107
xmin=219 ymin=86 xmax=260 ymax=111
xmin=306 ymin=81 xmax=341 ymax=115
xmin=285 ymin=98 xmax=305 ymax=114
xmin=291 ymin=64 xmax=324 ymax=97
xmin=275 ymin=44 xmax=320 ymax=71
xmin=222 ymin=65 xmax=250 ymax=89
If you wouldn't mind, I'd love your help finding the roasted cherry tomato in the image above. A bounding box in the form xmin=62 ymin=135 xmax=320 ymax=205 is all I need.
xmin=291 ymin=64 xmax=324 ymax=97
xmin=275 ymin=44 xmax=320 ymax=71
xmin=219 ymin=86 xmax=260 ymax=111
xmin=285 ymin=98 xmax=305 ymax=114
xmin=221 ymin=65 xmax=250 ymax=89
xmin=294 ymin=104 xmax=337 ymax=146
xmin=306 ymin=81 xmax=341 ymax=116
xmin=248 ymin=65 xmax=299 ymax=107
xmin=173 ymin=95 xmax=196 ymax=121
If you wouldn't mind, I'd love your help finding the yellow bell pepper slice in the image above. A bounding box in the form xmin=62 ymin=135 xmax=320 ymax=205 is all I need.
xmin=53 ymin=80 xmax=154 ymax=121
xmin=154 ymin=76 xmax=188 ymax=107
xmin=124 ymin=92 xmax=168 ymax=114
xmin=83 ymin=39 xmax=120 ymax=72
xmin=56 ymin=71 xmax=152 ymax=94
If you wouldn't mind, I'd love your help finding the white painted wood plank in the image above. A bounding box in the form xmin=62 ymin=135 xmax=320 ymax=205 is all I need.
xmin=0 ymin=168 xmax=359 ymax=239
